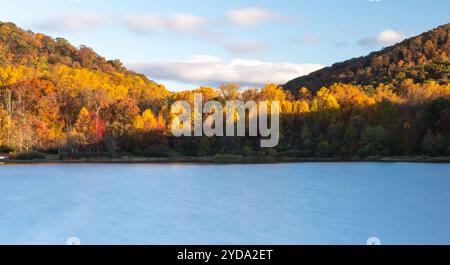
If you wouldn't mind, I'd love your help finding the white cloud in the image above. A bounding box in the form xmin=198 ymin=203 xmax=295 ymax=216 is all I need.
xmin=34 ymin=7 xmax=290 ymax=34
xmin=35 ymin=12 xmax=207 ymax=34
xmin=227 ymin=7 xmax=283 ymax=27
xmin=120 ymin=15 xmax=167 ymax=31
xmin=377 ymin=29 xmax=403 ymax=43
xmin=35 ymin=13 xmax=107 ymax=31
xmin=359 ymin=29 xmax=405 ymax=47
xmin=121 ymin=13 xmax=207 ymax=33
xmin=127 ymin=55 xmax=324 ymax=87
xmin=169 ymin=13 xmax=207 ymax=32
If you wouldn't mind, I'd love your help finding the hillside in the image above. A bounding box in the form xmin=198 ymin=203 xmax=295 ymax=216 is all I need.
xmin=284 ymin=23 xmax=450 ymax=94
xmin=2 ymin=22 xmax=131 ymax=76
xmin=0 ymin=21 xmax=166 ymax=90
xmin=0 ymin=22 xmax=449 ymax=160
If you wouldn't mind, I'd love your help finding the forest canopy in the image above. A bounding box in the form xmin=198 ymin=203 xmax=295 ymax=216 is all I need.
xmin=284 ymin=23 xmax=450 ymax=94
xmin=0 ymin=21 xmax=449 ymax=160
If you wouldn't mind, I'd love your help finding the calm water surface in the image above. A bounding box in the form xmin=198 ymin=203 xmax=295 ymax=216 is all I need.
xmin=0 ymin=162 xmax=449 ymax=244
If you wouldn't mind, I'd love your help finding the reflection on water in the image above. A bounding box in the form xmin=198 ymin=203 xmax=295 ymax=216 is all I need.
xmin=0 ymin=162 xmax=449 ymax=244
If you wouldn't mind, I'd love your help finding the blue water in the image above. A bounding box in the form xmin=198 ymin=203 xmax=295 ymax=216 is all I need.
xmin=0 ymin=162 xmax=448 ymax=244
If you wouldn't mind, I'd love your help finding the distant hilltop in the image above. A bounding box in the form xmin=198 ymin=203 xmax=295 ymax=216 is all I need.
xmin=0 ymin=21 xmax=166 ymax=92
xmin=283 ymin=23 xmax=450 ymax=94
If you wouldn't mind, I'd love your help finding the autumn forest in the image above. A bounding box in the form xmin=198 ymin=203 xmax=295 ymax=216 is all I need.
xmin=0 ymin=22 xmax=449 ymax=160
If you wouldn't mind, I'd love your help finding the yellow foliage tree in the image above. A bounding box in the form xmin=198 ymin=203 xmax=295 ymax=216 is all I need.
xmin=311 ymin=87 xmax=340 ymax=111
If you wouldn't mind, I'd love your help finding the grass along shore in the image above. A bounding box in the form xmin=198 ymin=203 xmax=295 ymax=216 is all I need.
xmin=1 ymin=154 xmax=450 ymax=164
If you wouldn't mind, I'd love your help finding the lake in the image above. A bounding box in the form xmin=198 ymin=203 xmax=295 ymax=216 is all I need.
xmin=0 ymin=162 xmax=449 ymax=244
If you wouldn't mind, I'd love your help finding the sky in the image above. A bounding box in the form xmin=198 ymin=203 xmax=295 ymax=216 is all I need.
xmin=0 ymin=0 xmax=449 ymax=91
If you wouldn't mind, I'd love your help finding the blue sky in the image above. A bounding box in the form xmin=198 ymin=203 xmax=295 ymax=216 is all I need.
xmin=1 ymin=0 xmax=449 ymax=91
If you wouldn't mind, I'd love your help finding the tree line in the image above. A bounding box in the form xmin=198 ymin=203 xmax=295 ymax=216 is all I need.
xmin=0 ymin=67 xmax=449 ymax=159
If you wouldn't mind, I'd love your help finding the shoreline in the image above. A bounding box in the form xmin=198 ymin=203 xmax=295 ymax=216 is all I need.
xmin=1 ymin=155 xmax=450 ymax=164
